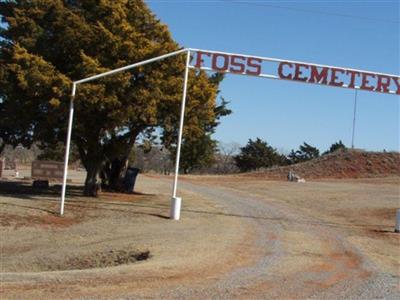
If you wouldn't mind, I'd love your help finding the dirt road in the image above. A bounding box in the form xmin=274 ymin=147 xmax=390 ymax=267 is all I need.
xmin=175 ymin=177 xmax=399 ymax=299
xmin=1 ymin=174 xmax=399 ymax=299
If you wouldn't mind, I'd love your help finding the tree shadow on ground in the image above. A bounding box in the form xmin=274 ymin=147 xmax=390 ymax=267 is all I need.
xmin=0 ymin=180 xmax=82 ymax=200
xmin=0 ymin=180 xmax=166 ymax=219
xmin=0 ymin=181 xmax=155 ymax=201
xmin=1 ymin=201 xmax=170 ymax=220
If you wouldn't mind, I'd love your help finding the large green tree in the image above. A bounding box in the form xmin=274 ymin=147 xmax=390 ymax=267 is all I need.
xmin=0 ymin=0 xmax=227 ymax=195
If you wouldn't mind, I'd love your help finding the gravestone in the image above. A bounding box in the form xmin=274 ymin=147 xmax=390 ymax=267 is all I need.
xmin=31 ymin=160 xmax=64 ymax=186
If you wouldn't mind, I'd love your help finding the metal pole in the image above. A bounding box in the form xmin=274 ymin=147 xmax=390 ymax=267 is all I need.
xmin=170 ymin=49 xmax=190 ymax=220
xmin=351 ymin=89 xmax=358 ymax=149
xmin=75 ymin=48 xmax=188 ymax=85
xmin=60 ymin=83 xmax=76 ymax=215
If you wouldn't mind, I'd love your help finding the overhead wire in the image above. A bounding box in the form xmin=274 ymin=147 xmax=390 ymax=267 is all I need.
xmin=146 ymin=0 xmax=399 ymax=24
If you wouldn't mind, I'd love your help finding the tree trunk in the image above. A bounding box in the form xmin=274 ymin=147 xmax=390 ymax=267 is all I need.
xmin=103 ymin=129 xmax=141 ymax=191
xmin=107 ymin=157 xmax=128 ymax=191
xmin=84 ymin=162 xmax=101 ymax=196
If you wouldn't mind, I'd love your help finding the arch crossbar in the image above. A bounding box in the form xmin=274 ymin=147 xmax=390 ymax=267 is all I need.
xmin=60 ymin=48 xmax=399 ymax=218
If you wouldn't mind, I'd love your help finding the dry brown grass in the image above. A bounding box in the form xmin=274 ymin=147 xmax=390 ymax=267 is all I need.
xmin=1 ymin=173 xmax=399 ymax=299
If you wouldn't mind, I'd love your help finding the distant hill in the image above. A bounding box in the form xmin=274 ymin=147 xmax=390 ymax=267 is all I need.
xmin=244 ymin=149 xmax=400 ymax=180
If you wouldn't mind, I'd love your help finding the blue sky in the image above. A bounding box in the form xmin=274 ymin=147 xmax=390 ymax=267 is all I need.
xmin=146 ymin=0 xmax=399 ymax=153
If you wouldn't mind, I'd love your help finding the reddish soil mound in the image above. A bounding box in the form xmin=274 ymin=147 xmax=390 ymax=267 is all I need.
xmin=245 ymin=150 xmax=400 ymax=180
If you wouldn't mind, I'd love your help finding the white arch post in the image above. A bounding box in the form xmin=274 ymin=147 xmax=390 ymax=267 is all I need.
xmin=170 ymin=49 xmax=191 ymax=220
xmin=60 ymin=83 xmax=76 ymax=215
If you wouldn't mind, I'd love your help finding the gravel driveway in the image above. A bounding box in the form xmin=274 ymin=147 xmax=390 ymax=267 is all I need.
xmin=162 ymin=178 xmax=400 ymax=299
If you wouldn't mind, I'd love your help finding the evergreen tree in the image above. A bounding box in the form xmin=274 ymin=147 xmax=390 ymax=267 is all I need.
xmin=288 ymin=142 xmax=320 ymax=164
xmin=299 ymin=142 xmax=320 ymax=160
xmin=179 ymin=134 xmax=217 ymax=174
xmin=166 ymin=93 xmax=232 ymax=173
xmin=0 ymin=0 xmax=227 ymax=195
xmin=234 ymin=138 xmax=284 ymax=172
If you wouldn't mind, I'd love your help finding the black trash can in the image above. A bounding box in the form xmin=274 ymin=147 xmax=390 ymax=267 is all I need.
xmin=123 ymin=167 xmax=140 ymax=193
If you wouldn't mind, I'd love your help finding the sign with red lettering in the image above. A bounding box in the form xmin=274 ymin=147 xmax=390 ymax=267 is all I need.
xmin=277 ymin=62 xmax=399 ymax=94
xmin=194 ymin=51 xmax=262 ymax=76
xmin=190 ymin=49 xmax=399 ymax=95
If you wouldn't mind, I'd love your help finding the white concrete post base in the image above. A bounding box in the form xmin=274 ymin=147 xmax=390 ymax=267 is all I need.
xmin=395 ymin=209 xmax=400 ymax=233
xmin=170 ymin=197 xmax=182 ymax=220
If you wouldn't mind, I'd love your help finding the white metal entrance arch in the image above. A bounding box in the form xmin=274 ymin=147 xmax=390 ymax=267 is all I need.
xmin=60 ymin=48 xmax=399 ymax=219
